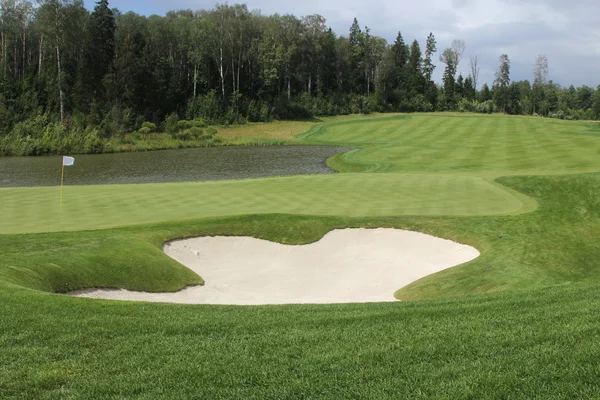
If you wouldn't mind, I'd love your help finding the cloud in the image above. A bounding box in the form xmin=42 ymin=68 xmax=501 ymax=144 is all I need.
xmin=97 ymin=0 xmax=599 ymax=87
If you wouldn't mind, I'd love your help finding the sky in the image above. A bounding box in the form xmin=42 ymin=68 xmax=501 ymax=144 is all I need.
xmin=86 ymin=0 xmax=600 ymax=88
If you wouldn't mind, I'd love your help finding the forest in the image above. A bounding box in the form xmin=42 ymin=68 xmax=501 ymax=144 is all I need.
xmin=1 ymin=0 xmax=599 ymax=155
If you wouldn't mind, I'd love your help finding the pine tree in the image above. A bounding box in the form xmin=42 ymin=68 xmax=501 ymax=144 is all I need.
xmin=423 ymin=32 xmax=437 ymax=82
xmin=442 ymin=62 xmax=455 ymax=109
xmin=407 ymin=40 xmax=423 ymax=93
xmin=391 ymin=31 xmax=409 ymax=91
xmin=464 ymin=76 xmax=476 ymax=100
xmin=81 ymin=0 xmax=116 ymax=107
xmin=494 ymin=54 xmax=511 ymax=112
xmin=348 ymin=18 xmax=364 ymax=94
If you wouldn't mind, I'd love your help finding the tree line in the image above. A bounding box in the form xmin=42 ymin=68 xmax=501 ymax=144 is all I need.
xmin=1 ymin=0 xmax=599 ymax=155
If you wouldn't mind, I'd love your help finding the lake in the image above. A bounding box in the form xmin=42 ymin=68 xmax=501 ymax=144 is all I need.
xmin=0 ymin=145 xmax=349 ymax=187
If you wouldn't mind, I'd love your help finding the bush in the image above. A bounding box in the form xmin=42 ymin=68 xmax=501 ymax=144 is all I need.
xmin=192 ymin=118 xmax=207 ymax=128
xmin=120 ymin=135 xmax=136 ymax=145
xmin=186 ymin=90 xmax=221 ymax=123
xmin=205 ymin=127 xmax=217 ymax=138
xmin=138 ymin=127 xmax=151 ymax=134
xmin=83 ymin=129 xmax=104 ymax=154
xmin=164 ymin=113 xmax=179 ymax=134
xmin=141 ymin=122 xmax=157 ymax=132
xmin=272 ymin=100 xmax=313 ymax=120
xmin=177 ymin=120 xmax=192 ymax=131
xmin=174 ymin=131 xmax=192 ymax=141
xmin=457 ymin=99 xmax=497 ymax=114
xmin=189 ymin=126 xmax=203 ymax=138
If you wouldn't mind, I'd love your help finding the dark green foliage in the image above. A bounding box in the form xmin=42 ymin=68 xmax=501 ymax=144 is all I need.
xmin=463 ymin=76 xmax=476 ymax=100
xmin=0 ymin=1 xmax=599 ymax=157
xmin=442 ymin=62 xmax=456 ymax=110
xmin=479 ymin=83 xmax=492 ymax=102
xmin=247 ymin=100 xmax=272 ymax=122
xmin=78 ymin=0 xmax=116 ymax=110
xmin=163 ymin=113 xmax=179 ymax=134
xmin=272 ymin=99 xmax=313 ymax=120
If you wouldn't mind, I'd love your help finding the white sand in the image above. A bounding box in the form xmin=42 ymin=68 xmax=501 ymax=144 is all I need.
xmin=71 ymin=229 xmax=479 ymax=305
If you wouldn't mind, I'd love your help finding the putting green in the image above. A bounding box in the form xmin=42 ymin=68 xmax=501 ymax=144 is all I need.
xmin=0 ymin=173 xmax=527 ymax=234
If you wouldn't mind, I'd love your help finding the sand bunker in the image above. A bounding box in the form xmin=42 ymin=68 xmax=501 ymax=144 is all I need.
xmin=71 ymin=229 xmax=479 ymax=305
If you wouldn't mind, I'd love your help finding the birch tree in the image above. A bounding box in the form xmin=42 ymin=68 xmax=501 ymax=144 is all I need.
xmin=469 ymin=55 xmax=480 ymax=90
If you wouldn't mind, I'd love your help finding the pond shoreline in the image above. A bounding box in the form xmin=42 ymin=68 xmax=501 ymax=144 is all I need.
xmin=0 ymin=134 xmax=293 ymax=158
xmin=0 ymin=145 xmax=350 ymax=187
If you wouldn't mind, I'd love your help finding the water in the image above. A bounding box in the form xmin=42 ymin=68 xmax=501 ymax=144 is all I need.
xmin=0 ymin=146 xmax=348 ymax=187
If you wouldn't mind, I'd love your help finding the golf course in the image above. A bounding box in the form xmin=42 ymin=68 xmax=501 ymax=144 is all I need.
xmin=2 ymin=113 xmax=600 ymax=398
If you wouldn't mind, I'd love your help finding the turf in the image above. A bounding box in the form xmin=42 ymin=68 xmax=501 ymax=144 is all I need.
xmin=299 ymin=114 xmax=600 ymax=176
xmin=0 ymin=174 xmax=528 ymax=234
xmin=2 ymin=113 xmax=600 ymax=398
xmin=3 ymin=281 xmax=600 ymax=399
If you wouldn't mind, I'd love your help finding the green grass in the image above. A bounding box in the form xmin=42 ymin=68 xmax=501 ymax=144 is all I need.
xmin=3 ymin=281 xmax=600 ymax=399
xmin=0 ymin=174 xmax=529 ymax=234
xmin=299 ymin=114 xmax=600 ymax=176
xmin=2 ymin=113 xmax=600 ymax=398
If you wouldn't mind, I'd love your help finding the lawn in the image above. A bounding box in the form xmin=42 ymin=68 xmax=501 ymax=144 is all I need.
xmin=0 ymin=174 xmax=528 ymax=234
xmin=1 ymin=113 xmax=600 ymax=398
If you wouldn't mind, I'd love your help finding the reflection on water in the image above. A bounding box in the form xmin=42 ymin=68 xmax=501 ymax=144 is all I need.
xmin=0 ymin=146 xmax=349 ymax=187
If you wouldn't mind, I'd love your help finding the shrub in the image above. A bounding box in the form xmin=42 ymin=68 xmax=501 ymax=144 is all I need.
xmin=83 ymin=128 xmax=104 ymax=154
xmin=103 ymin=142 xmax=113 ymax=153
xmin=189 ymin=126 xmax=203 ymax=138
xmin=205 ymin=127 xmax=217 ymax=138
xmin=186 ymin=90 xmax=221 ymax=123
xmin=177 ymin=120 xmax=193 ymax=131
xmin=141 ymin=122 xmax=157 ymax=132
xmin=272 ymin=100 xmax=312 ymax=120
xmin=175 ymin=131 xmax=192 ymax=141
xmin=164 ymin=113 xmax=179 ymax=134
xmin=191 ymin=118 xmax=207 ymax=128
xmin=120 ymin=135 xmax=136 ymax=145
xmin=138 ymin=127 xmax=151 ymax=134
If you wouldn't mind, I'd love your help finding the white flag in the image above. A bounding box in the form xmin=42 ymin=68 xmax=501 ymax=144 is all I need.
xmin=63 ymin=156 xmax=75 ymax=167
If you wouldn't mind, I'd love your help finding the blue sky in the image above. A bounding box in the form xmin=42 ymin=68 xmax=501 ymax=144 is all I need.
xmin=85 ymin=0 xmax=600 ymax=89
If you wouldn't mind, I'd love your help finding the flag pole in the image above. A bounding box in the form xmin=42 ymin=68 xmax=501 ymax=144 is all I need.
xmin=60 ymin=160 xmax=65 ymax=211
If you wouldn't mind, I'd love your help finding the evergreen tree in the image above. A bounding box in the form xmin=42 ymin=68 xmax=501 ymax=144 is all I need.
xmin=79 ymin=0 xmax=116 ymax=110
xmin=442 ymin=61 xmax=455 ymax=109
xmin=455 ymin=74 xmax=464 ymax=100
xmin=494 ymin=54 xmax=511 ymax=112
xmin=391 ymin=31 xmax=408 ymax=91
xmin=348 ymin=18 xmax=364 ymax=94
xmin=464 ymin=76 xmax=476 ymax=100
xmin=422 ymin=32 xmax=437 ymax=83
xmin=407 ymin=39 xmax=423 ymax=93
xmin=479 ymin=83 xmax=491 ymax=102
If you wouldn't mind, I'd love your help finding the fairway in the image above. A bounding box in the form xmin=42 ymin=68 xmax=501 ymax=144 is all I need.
xmin=300 ymin=114 xmax=600 ymax=175
xmin=3 ymin=113 xmax=600 ymax=398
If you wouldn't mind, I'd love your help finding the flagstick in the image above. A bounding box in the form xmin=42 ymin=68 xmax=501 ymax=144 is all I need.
xmin=60 ymin=162 xmax=65 ymax=211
